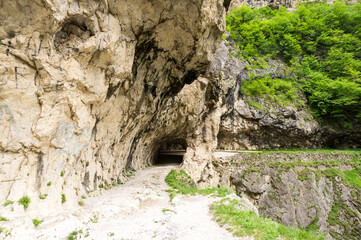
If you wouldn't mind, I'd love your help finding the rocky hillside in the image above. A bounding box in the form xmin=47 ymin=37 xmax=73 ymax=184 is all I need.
xmin=210 ymin=2 xmax=361 ymax=150
xmin=214 ymin=150 xmax=361 ymax=240
xmin=1 ymin=0 xmax=360 ymax=231
xmin=210 ymin=40 xmax=361 ymax=150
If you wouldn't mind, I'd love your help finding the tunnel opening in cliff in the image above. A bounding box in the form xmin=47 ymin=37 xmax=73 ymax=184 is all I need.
xmin=154 ymin=139 xmax=187 ymax=165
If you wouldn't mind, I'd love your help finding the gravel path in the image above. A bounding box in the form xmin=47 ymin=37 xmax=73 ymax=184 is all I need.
xmin=2 ymin=165 xmax=241 ymax=240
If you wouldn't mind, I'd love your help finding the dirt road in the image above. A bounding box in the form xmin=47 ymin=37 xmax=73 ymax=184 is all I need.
xmin=2 ymin=165 xmax=240 ymax=240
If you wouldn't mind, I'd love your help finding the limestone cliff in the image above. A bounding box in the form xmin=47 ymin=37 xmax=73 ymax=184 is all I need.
xmin=0 ymin=0 xmax=227 ymax=212
xmin=214 ymin=152 xmax=361 ymax=239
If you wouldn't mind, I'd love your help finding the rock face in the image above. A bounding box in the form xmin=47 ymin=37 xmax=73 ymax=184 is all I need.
xmin=229 ymin=0 xmax=299 ymax=9
xmin=215 ymin=152 xmax=361 ymax=240
xmin=228 ymin=0 xmax=359 ymax=10
xmin=209 ymin=40 xmax=361 ymax=150
xmin=0 ymin=0 xmax=227 ymax=211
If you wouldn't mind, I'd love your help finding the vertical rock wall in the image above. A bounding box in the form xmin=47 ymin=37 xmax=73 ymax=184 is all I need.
xmin=0 ymin=0 xmax=227 ymax=212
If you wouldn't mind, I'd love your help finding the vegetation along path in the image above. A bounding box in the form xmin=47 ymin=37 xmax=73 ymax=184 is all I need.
xmin=0 ymin=165 xmax=244 ymax=240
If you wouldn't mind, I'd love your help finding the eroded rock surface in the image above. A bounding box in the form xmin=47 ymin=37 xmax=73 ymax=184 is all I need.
xmin=0 ymin=0 xmax=227 ymax=211
xmin=214 ymin=152 xmax=361 ymax=240
xmin=229 ymin=0 xmax=298 ymax=9
xmin=208 ymin=40 xmax=361 ymax=150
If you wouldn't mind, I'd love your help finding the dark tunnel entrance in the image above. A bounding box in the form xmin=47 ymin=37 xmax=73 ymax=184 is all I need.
xmin=154 ymin=139 xmax=187 ymax=165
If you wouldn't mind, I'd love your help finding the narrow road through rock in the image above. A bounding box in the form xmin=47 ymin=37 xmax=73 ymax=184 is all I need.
xmin=3 ymin=165 xmax=240 ymax=240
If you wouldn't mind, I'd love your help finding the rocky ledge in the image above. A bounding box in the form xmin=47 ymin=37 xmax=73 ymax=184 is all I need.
xmin=214 ymin=151 xmax=361 ymax=240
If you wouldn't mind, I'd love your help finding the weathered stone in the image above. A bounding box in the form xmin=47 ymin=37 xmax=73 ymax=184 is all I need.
xmin=218 ymin=153 xmax=361 ymax=239
xmin=208 ymin=39 xmax=361 ymax=150
xmin=0 ymin=0 xmax=227 ymax=212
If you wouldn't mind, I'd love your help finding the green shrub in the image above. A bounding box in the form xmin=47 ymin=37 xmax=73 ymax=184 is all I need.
xmin=241 ymin=75 xmax=301 ymax=108
xmin=32 ymin=219 xmax=43 ymax=228
xmin=244 ymin=100 xmax=265 ymax=110
xmin=18 ymin=196 xmax=31 ymax=209
xmin=47 ymin=181 xmax=51 ymax=186
xmin=227 ymin=2 xmax=361 ymax=125
xmin=67 ymin=230 xmax=78 ymax=240
xmin=39 ymin=194 xmax=48 ymax=200
xmin=0 ymin=216 xmax=8 ymax=221
xmin=2 ymin=200 xmax=14 ymax=207
xmin=61 ymin=194 xmax=66 ymax=204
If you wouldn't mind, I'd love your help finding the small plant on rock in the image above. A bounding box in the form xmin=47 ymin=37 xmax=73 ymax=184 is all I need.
xmin=32 ymin=219 xmax=43 ymax=228
xmin=165 ymin=169 xmax=233 ymax=199
xmin=39 ymin=194 xmax=48 ymax=200
xmin=67 ymin=230 xmax=78 ymax=240
xmin=2 ymin=200 xmax=14 ymax=207
xmin=18 ymin=196 xmax=31 ymax=209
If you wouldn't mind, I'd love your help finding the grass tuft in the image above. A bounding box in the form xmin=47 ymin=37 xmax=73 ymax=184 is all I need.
xmin=67 ymin=230 xmax=78 ymax=240
xmin=2 ymin=200 xmax=14 ymax=207
xmin=32 ymin=219 xmax=43 ymax=228
xmin=18 ymin=196 xmax=30 ymax=209
xmin=39 ymin=194 xmax=48 ymax=200
xmin=211 ymin=198 xmax=325 ymax=240
xmin=165 ymin=169 xmax=233 ymax=198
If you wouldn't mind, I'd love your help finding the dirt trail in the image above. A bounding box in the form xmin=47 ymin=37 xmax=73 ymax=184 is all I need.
xmin=2 ymin=165 xmax=241 ymax=240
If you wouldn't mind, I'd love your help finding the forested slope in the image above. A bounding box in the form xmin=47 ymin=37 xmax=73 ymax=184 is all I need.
xmin=226 ymin=1 xmax=361 ymax=129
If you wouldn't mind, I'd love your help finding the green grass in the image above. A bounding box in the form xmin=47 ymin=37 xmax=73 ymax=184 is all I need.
xmin=326 ymin=201 xmax=358 ymax=239
xmin=0 ymin=216 xmax=8 ymax=221
xmin=39 ymin=194 xmax=48 ymax=200
xmin=211 ymin=198 xmax=325 ymax=240
xmin=244 ymin=157 xmax=361 ymax=190
xmin=253 ymin=148 xmax=361 ymax=154
xmin=344 ymin=167 xmax=361 ymax=189
xmin=162 ymin=208 xmax=176 ymax=214
xmin=67 ymin=230 xmax=78 ymax=240
xmin=2 ymin=200 xmax=14 ymax=207
xmin=32 ymin=219 xmax=43 ymax=228
xmin=18 ymin=196 xmax=30 ymax=209
xmin=244 ymin=99 xmax=265 ymax=110
xmin=241 ymin=75 xmax=302 ymax=109
xmin=165 ymin=169 xmax=233 ymax=198
xmin=319 ymin=167 xmax=361 ymax=190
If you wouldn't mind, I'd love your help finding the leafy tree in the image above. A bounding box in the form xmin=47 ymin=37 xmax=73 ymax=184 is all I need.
xmin=227 ymin=1 xmax=361 ymax=126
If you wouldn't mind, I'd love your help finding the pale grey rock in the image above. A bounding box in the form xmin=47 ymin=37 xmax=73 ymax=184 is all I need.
xmin=0 ymin=0 xmax=227 ymax=212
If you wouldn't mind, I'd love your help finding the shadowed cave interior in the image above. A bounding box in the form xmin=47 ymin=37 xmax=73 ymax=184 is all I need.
xmin=154 ymin=139 xmax=187 ymax=165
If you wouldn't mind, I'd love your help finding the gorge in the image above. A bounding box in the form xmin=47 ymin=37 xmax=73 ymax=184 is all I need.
xmin=0 ymin=0 xmax=360 ymax=239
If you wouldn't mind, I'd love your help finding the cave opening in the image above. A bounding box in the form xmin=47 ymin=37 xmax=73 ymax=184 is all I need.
xmin=154 ymin=139 xmax=187 ymax=165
